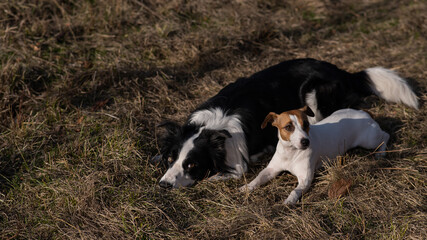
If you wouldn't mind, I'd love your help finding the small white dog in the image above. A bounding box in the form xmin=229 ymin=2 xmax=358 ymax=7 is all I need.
xmin=240 ymin=106 xmax=389 ymax=204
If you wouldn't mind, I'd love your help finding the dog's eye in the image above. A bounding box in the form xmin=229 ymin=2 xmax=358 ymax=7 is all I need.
xmin=284 ymin=124 xmax=293 ymax=132
xmin=167 ymin=157 xmax=174 ymax=163
xmin=187 ymin=163 xmax=196 ymax=169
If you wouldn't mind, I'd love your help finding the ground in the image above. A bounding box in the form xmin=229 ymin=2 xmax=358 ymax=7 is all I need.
xmin=0 ymin=0 xmax=426 ymax=239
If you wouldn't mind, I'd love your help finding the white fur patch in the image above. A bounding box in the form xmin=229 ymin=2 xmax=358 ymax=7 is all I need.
xmin=289 ymin=114 xmax=309 ymax=149
xmin=366 ymin=67 xmax=419 ymax=109
xmin=190 ymin=108 xmax=248 ymax=175
xmin=305 ymin=90 xmax=323 ymax=124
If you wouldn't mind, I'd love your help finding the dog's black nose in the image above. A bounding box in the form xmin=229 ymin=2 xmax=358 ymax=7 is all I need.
xmin=301 ymin=138 xmax=310 ymax=148
xmin=159 ymin=180 xmax=173 ymax=189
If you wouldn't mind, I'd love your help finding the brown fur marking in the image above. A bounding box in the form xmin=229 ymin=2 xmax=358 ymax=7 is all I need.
xmin=263 ymin=108 xmax=311 ymax=141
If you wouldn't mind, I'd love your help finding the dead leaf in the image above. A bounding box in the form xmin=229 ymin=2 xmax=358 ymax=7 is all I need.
xmin=328 ymin=178 xmax=353 ymax=199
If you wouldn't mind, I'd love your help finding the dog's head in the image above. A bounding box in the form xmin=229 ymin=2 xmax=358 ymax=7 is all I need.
xmin=262 ymin=106 xmax=314 ymax=150
xmin=154 ymin=122 xmax=231 ymax=188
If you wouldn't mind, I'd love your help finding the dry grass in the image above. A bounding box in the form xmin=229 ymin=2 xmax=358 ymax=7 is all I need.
xmin=0 ymin=0 xmax=426 ymax=239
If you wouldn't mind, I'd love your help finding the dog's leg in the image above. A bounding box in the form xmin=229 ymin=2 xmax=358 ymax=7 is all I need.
xmin=239 ymin=154 xmax=283 ymax=192
xmin=239 ymin=167 xmax=283 ymax=192
xmin=284 ymin=171 xmax=314 ymax=205
xmin=375 ymin=132 xmax=390 ymax=159
xmin=208 ymin=172 xmax=241 ymax=181
xmin=359 ymin=126 xmax=390 ymax=159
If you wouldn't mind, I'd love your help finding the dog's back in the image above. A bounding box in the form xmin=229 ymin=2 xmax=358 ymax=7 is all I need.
xmin=309 ymin=109 xmax=389 ymax=167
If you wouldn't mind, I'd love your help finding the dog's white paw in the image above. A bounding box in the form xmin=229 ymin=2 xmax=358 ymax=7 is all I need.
xmin=239 ymin=185 xmax=254 ymax=192
xmin=207 ymin=174 xmax=221 ymax=181
xmin=284 ymin=196 xmax=298 ymax=205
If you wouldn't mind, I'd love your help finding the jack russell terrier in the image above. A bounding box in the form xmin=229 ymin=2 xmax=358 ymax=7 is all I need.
xmin=240 ymin=106 xmax=390 ymax=204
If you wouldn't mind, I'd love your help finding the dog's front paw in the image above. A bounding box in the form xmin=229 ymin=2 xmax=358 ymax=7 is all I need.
xmin=207 ymin=174 xmax=222 ymax=181
xmin=208 ymin=173 xmax=239 ymax=181
xmin=284 ymin=196 xmax=298 ymax=205
xmin=284 ymin=199 xmax=297 ymax=205
xmin=239 ymin=184 xmax=254 ymax=192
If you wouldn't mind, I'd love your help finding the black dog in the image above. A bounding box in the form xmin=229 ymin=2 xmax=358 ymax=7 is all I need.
xmin=154 ymin=58 xmax=418 ymax=188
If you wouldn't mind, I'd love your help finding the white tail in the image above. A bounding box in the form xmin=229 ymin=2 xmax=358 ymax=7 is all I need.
xmin=365 ymin=67 xmax=419 ymax=109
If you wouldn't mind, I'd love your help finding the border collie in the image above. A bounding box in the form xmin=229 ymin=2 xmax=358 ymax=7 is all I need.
xmin=154 ymin=58 xmax=418 ymax=188
xmin=239 ymin=107 xmax=389 ymax=204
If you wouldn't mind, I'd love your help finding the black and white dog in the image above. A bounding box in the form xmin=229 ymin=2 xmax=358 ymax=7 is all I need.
xmin=154 ymin=58 xmax=418 ymax=188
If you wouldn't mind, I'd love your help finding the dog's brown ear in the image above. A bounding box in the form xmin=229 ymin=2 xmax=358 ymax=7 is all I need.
xmin=261 ymin=112 xmax=278 ymax=129
xmin=299 ymin=106 xmax=315 ymax=117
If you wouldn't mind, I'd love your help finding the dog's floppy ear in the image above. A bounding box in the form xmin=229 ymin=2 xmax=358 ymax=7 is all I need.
xmin=261 ymin=112 xmax=278 ymax=129
xmin=196 ymin=129 xmax=231 ymax=173
xmin=209 ymin=130 xmax=231 ymax=172
xmin=299 ymin=106 xmax=315 ymax=117
xmin=153 ymin=121 xmax=182 ymax=166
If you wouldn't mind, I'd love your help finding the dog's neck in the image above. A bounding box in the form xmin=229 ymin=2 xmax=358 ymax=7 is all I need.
xmin=277 ymin=135 xmax=312 ymax=161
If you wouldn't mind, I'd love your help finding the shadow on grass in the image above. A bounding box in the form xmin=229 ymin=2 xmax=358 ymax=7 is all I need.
xmin=64 ymin=47 xmax=236 ymax=109
xmin=0 ymin=150 xmax=31 ymax=194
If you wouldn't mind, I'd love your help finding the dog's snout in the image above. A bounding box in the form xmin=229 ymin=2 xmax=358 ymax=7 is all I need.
xmin=301 ymin=138 xmax=310 ymax=148
xmin=159 ymin=180 xmax=173 ymax=189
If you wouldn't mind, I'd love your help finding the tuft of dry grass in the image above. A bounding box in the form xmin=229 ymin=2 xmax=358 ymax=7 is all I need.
xmin=0 ymin=0 xmax=426 ymax=239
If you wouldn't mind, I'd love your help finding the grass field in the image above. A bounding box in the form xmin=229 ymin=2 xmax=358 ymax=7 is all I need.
xmin=0 ymin=0 xmax=426 ymax=239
